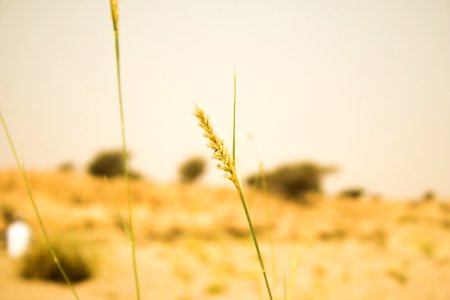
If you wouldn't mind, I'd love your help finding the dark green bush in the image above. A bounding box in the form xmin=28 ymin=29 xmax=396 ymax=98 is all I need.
xmin=87 ymin=149 xmax=142 ymax=179
xmin=57 ymin=161 xmax=75 ymax=172
xmin=1 ymin=204 xmax=15 ymax=225
xmin=88 ymin=149 xmax=125 ymax=178
xmin=422 ymin=190 xmax=435 ymax=201
xmin=0 ymin=205 xmax=15 ymax=247
xmin=20 ymin=240 xmax=93 ymax=283
xmin=339 ymin=187 xmax=365 ymax=199
xmin=178 ymin=156 xmax=206 ymax=183
xmin=247 ymin=161 xmax=336 ymax=200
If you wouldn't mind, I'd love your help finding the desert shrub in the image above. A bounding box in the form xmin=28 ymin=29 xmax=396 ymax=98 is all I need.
xmin=1 ymin=204 xmax=15 ymax=225
xmin=87 ymin=149 xmax=125 ymax=178
xmin=417 ymin=240 xmax=436 ymax=259
xmin=205 ymin=281 xmax=227 ymax=295
xmin=339 ymin=187 xmax=364 ymax=199
xmin=247 ymin=161 xmax=336 ymax=200
xmin=422 ymin=190 xmax=435 ymax=201
xmin=20 ymin=240 xmax=93 ymax=283
xmin=87 ymin=149 xmax=141 ymax=178
xmin=318 ymin=228 xmax=348 ymax=241
xmin=386 ymin=267 xmax=409 ymax=285
xmin=128 ymin=170 xmax=143 ymax=179
xmin=0 ymin=205 xmax=15 ymax=247
xmin=178 ymin=156 xmax=206 ymax=183
xmin=57 ymin=161 xmax=75 ymax=172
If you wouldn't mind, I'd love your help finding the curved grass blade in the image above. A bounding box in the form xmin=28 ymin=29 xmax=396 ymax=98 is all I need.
xmin=0 ymin=112 xmax=81 ymax=300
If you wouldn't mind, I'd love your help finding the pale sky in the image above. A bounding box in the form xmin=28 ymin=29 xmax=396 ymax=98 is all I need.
xmin=1 ymin=0 xmax=449 ymax=199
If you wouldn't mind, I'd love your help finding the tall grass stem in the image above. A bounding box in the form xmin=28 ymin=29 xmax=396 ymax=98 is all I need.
xmin=109 ymin=1 xmax=141 ymax=299
xmin=235 ymin=181 xmax=274 ymax=300
xmin=260 ymin=162 xmax=277 ymax=288
xmin=249 ymin=135 xmax=277 ymax=288
xmin=232 ymin=66 xmax=237 ymax=162
xmin=230 ymin=71 xmax=272 ymax=299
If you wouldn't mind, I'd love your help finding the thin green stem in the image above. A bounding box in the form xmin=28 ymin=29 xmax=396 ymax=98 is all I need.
xmin=114 ymin=29 xmax=141 ymax=300
xmin=231 ymin=69 xmax=272 ymax=299
xmin=232 ymin=66 xmax=237 ymax=162
xmin=0 ymin=112 xmax=80 ymax=300
xmin=289 ymin=255 xmax=300 ymax=300
xmin=109 ymin=1 xmax=141 ymax=299
xmin=249 ymin=134 xmax=277 ymax=288
xmin=235 ymin=180 xmax=274 ymax=300
xmin=260 ymin=162 xmax=277 ymax=288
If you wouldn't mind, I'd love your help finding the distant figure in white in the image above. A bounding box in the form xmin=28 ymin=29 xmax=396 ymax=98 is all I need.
xmin=6 ymin=216 xmax=31 ymax=258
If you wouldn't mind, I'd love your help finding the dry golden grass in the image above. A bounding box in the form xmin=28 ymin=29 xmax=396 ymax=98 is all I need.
xmin=194 ymin=106 xmax=238 ymax=187
xmin=0 ymin=170 xmax=449 ymax=300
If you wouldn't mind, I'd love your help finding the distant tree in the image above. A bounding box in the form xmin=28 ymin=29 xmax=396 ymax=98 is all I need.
xmin=87 ymin=149 xmax=140 ymax=178
xmin=339 ymin=187 xmax=365 ymax=199
xmin=178 ymin=156 xmax=206 ymax=183
xmin=422 ymin=190 xmax=435 ymax=201
xmin=247 ymin=161 xmax=337 ymax=200
xmin=57 ymin=161 xmax=75 ymax=173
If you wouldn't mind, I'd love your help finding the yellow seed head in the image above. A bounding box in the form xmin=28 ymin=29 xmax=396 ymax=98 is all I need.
xmin=194 ymin=106 xmax=238 ymax=187
xmin=110 ymin=0 xmax=119 ymax=32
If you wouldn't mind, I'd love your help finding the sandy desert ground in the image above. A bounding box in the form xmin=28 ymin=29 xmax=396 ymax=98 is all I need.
xmin=0 ymin=170 xmax=449 ymax=300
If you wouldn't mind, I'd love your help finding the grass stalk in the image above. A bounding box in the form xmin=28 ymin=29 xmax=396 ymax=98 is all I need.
xmin=0 ymin=112 xmax=81 ymax=300
xmin=109 ymin=1 xmax=141 ymax=300
xmin=236 ymin=182 xmax=274 ymax=300
xmin=249 ymin=135 xmax=277 ymax=289
xmin=289 ymin=255 xmax=300 ymax=300
xmin=232 ymin=66 xmax=237 ymax=162
xmin=260 ymin=162 xmax=277 ymax=289
xmin=194 ymin=106 xmax=273 ymax=300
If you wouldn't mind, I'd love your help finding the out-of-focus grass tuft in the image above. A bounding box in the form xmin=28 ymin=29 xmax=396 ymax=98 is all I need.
xmin=20 ymin=239 xmax=93 ymax=284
